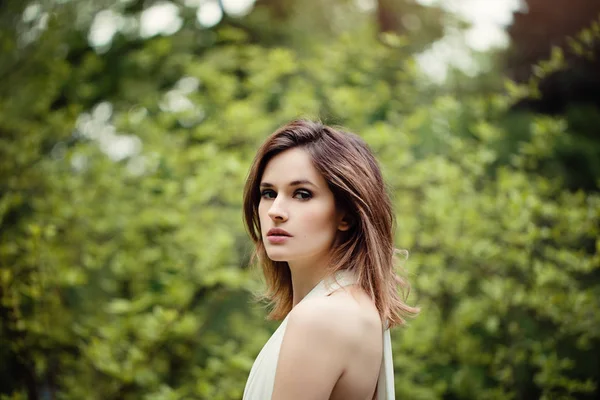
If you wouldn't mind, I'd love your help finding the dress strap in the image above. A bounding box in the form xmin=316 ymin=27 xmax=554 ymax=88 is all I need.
xmin=377 ymin=328 xmax=395 ymax=399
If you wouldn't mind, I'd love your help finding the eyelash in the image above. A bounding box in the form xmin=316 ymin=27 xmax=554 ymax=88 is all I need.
xmin=260 ymin=189 xmax=312 ymax=200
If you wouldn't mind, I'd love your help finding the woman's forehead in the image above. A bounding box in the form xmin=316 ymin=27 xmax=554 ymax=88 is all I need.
xmin=261 ymin=148 xmax=324 ymax=186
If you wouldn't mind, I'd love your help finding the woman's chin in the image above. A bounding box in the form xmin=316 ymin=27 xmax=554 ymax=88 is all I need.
xmin=265 ymin=251 xmax=289 ymax=262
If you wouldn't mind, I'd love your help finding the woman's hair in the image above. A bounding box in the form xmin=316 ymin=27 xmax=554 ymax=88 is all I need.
xmin=243 ymin=119 xmax=419 ymax=328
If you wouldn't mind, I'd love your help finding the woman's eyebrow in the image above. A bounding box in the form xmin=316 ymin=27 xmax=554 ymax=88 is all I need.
xmin=260 ymin=179 xmax=317 ymax=188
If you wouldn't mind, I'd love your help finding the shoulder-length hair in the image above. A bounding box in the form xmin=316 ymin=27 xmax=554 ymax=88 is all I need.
xmin=243 ymin=120 xmax=419 ymax=328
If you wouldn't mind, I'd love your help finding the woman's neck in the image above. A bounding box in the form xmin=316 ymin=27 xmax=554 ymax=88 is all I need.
xmin=288 ymin=257 xmax=332 ymax=307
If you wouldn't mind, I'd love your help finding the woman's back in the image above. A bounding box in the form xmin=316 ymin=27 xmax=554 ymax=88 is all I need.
xmin=243 ymin=270 xmax=394 ymax=400
xmin=317 ymin=286 xmax=384 ymax=400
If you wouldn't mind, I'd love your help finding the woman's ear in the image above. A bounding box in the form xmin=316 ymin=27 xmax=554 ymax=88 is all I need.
xmin=337 ymin=214 xmax=353 ymax=232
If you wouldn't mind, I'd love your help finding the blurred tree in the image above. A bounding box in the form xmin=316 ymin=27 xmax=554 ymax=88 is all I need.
xmin=507 ymin=0 xmax=600 ymax=84
xmin=506 ymin=1 xmax=600 ymax=192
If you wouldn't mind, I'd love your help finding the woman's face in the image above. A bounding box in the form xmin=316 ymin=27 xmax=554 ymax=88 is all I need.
xmin=258 ymin=147 xmax=348 ymax=263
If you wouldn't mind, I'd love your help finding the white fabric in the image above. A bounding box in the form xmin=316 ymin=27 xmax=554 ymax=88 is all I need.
xmin=243 ymin=269 xmax=395 ymax=399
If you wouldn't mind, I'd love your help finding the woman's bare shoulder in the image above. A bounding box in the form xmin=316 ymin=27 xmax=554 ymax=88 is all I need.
xmin=288 ymin=288 xmax=381 ymax=343
xmin=272 ymin=290 xmax=376 ymax=399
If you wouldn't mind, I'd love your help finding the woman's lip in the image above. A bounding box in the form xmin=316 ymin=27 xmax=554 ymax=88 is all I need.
xmin=266 ymin=235 xmax=290 ymax=244
xmin=267 ymin=228 xmax=291 ymax=236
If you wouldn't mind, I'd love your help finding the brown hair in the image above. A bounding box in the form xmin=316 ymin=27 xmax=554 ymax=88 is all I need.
xmin=243 ymin=120 xmax=419 ymax=328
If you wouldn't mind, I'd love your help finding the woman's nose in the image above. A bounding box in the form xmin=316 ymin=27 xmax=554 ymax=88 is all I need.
xmin=267 ymin=200 xmax=288 ymax=222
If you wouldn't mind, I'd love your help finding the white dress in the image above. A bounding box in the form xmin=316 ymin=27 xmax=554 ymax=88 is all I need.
xmin=243 ymin=269 xmax=395 ymax=399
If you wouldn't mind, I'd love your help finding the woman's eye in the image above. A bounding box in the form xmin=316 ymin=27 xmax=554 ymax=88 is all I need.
xmin=261 ymin=190 xmax=276 ymax=199
xmin=294 ymin=190 xmax=312 ymax=200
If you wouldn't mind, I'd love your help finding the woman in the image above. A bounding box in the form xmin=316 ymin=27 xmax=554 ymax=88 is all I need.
xmin=242 ymin=120 xmax=419 ymax=400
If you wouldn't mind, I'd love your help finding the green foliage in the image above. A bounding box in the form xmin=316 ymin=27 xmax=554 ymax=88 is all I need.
xmin=1 ymin=1 xmax=599 ymax=399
